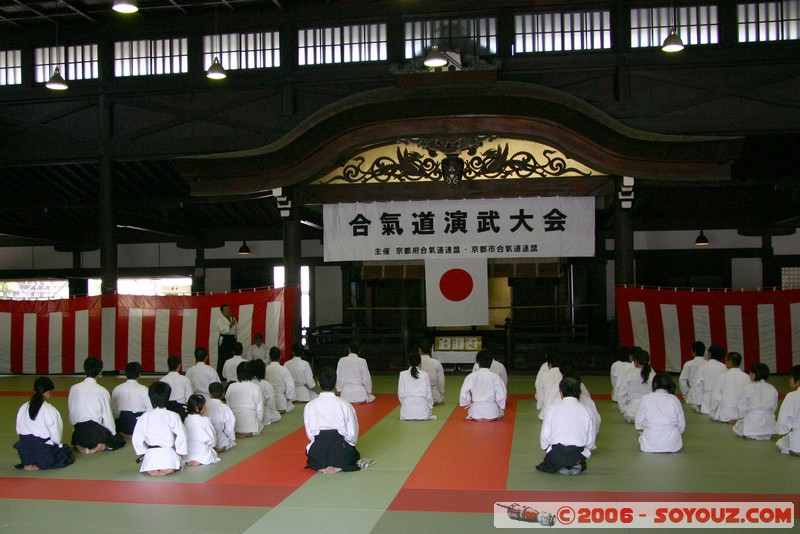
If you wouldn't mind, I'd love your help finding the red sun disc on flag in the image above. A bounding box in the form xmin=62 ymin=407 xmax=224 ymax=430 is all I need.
xmin=439 ymin=268 xmax=474 ymax=302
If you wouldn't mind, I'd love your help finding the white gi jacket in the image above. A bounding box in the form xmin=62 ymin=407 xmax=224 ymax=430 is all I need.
xmin=266 ymin=361 xmax=296 ymax=412
xmin=610 ymin=360 xmax=633 ymax=402
xmin=204 ymin=398 xmax=236 ymax=451
xmin=678 ymin=356 xmax=706 ymax=405
xmin=710 ymin=367 xmax=750 ymax=422
xmin=285 ymin=356 xmax=317 ymax=402
xmin=160 ymin=372 xmax=193 ymax=404
xmin=694 ymin=359 xmax=727 ymax=414
xmin=776 ymin=389 xmax=800 ymax=454
xmin=184 ymin=413 xmax=220 ymax=465
xmin=635 ymin=389 xmax=685 ymax=453
xmin=111 ymin=380 xmax=152 ymax=417
xmin=68 ymin=377 xmax=116 ymax=434
xmin=16 ymin=401 xmax=64 ymax=446
xmin=304 ymin=391 xmax=359 ymax=452
xmin=540 ymin=397 xmax=596 ymax=458
xmin=225 ymin=381 xmax=264 ymax=435
xmin=733 ymin=380 xmax=778 ymax=439
xmin=132 ymin=407 xmax=187 ymax=472
xmin=336 ymin=353 xmax=376 ymax=403
xmin=253 ymin=378 xmax=282 ymax=424
xmin=222 ymin=356 xmax=247 ymax=383
xmin=618 ymin=366 xmax=655 ymax=423
xmin=459 ymin=368 xmax=506 ymax=420
xmin=420 ymin=354 xmax=445 ymax=405
xmin=471 ymin=359 xmax=508 ymax=386
xmin=398 ymin=368 xmax=433 ymax=420
xmin=185 ymin=362 xmax=221 ymax=399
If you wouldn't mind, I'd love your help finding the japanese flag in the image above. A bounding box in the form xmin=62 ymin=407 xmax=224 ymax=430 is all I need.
xmin=425 ymin=259 xmax=488 ymax=327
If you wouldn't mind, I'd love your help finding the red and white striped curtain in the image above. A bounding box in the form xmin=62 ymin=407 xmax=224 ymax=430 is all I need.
xmin=0 ymin=288 xmax=297 ymax=374
xmin=616 ymin=287 xmax=800 ymax=373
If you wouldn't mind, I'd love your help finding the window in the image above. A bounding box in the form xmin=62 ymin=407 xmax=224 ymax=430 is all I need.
xmin=404 ymin=17 xmax=497 ymax=59
xmin=631 ymin=5 xmax=719 ymax=48
xmin=0 ymin=280 xmax=69 ymax=300
xmin=0 ymin=49 xmax=22 ymax=86
xmin=114 ymin=38 xmax=188 ymax=77
xmin=514 ymin=10 xmax=611 ymax=53
xmin=34 ymin=44 xmax=99 ymax=83
xmin=298 ymin=23 xmax=387 ymax=65
xmin=274 ymin=266 xmax=310 ymax=336
xmin=738 ymin=1 xmax=800 ymax=42
xmin=87 ymin=277 xmax=192 ymax=296
xmin=203 ymin=31 xmax=281 ymax=71
xmin=782 ymin=267 xmax=800 ymax=289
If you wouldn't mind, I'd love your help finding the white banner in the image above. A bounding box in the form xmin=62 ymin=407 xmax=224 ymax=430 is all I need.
xmin=323 ymin=197 xmax=595 ymax=261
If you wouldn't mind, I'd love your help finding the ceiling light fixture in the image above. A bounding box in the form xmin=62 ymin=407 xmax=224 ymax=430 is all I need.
xmin=113 ymin=0 xmax=139 ymax=14
xmin=695 ymin=230 xmax=709 ymax=247
xmin=662 ymin=4 xmax=684 ymax=53
xmin=423 ymin=45 xmax=448 ymax=68
xmin=46 ymin=1 xmax=68 ymax=91
xmin=207 ymin=3 xmax=227 ymax=80
xmin=238 ymin=241 xmax=251 ymax=255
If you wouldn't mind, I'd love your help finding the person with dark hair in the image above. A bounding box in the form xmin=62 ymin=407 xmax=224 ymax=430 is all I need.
xmin=68 ymin=357 xmax=126 ymax=454
xmin=459 ymin=349 xmax=507 ymax=421
xmin=536 ymin=353 xmax=563 ymax=413
xmin=679 ymin=341 xmax=706 ymax=406
xmin=471 ymin=353 xmax=508 ymax=387
xmin=710 ymin=352 xmax=750 ymax=423
xmin=204 ymin=382 xmax=236 ymax=452
xmin=618 ymin=350 xmax=655 ymax=423
xmin=776 ymin=365 xmax=800 ymax=456
xmin=160 ymin=355 xmax=192 ymax=421
xmin=245 ymin=333 xmax=268 ymax=362
xmin=222 ymin=342 xmax=247 ymax=383
xmin=610 ymin=347 xmax=636 ymax=403
xmin=266 ymin=346 xmax=296 ymax=413
xmin=185 ymin=347 xmax=221 ymax=400
xmin=398 ymin=352 xmax=435 ymax=421
xmin=537 ymin=374 xmax=596 ymax=476
xmin=635 ymin=372 xmax=685 ymax=453
xmin=225 ymin=361 xmax=264 ymax=437
xmin=249 ymin=359 xmax=281 ymax=424
xmin=692 ymin=344 xmax=727 ymax=414
xmin=285 ymin=343 xmax=318 ymax=402
xmin=184 ymin=394 xmax=220 ymax=467
xmin=733 ymin=362 xmax=778 ymax=440
xmin=132 ymin=381 xmax=187 ymax=477
xmin=14 ymin=377 xmax=75 ymax=471
xmin=216 ymin=303 xmax=238 ymax=377
xmin=418 ymin=339 xmax=445 ymax=405
xmin=304 ymin=367 xmax=370 ymax=473
xmin=538 ymin=360 xmax=598 ymax=422
xmin=336 ymin=341 xmax=376 ymax=404
xmin=111 ymin=361 xmax=152 ymax=437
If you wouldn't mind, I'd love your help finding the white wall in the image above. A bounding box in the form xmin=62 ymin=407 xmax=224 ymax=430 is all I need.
xmin=205 ymin=268 xmax=231 ymax=293
xmin=731 ymin=258 xmax=763 ymax=289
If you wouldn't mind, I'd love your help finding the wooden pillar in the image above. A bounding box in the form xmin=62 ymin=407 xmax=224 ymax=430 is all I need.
xmin=614 ymin=176 xmax=635 ymax=286
xmin=282 ymin=187 xmax=302 ymax=344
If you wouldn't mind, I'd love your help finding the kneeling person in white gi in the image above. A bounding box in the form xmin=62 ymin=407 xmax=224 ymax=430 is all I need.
xmin=132 ymin=381 xmax=188 ymax=477
xmin=304 ymin=367 xmax=362 ymax=473
xmin=537 ymin=374 xmax=596 ymax=475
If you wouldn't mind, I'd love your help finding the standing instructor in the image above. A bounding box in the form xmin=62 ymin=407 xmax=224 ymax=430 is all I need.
xmin=217 ymin=304 xmax=238 ymax=377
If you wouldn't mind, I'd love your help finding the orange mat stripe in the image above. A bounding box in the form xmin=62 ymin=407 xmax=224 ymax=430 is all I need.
xmin=389 ymin=489 xmax=800 ymax=514
xmin=402 ymin=398 xmax=516 ymax=491
xmin=207 ymin=394 xmax=399 ymax=487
